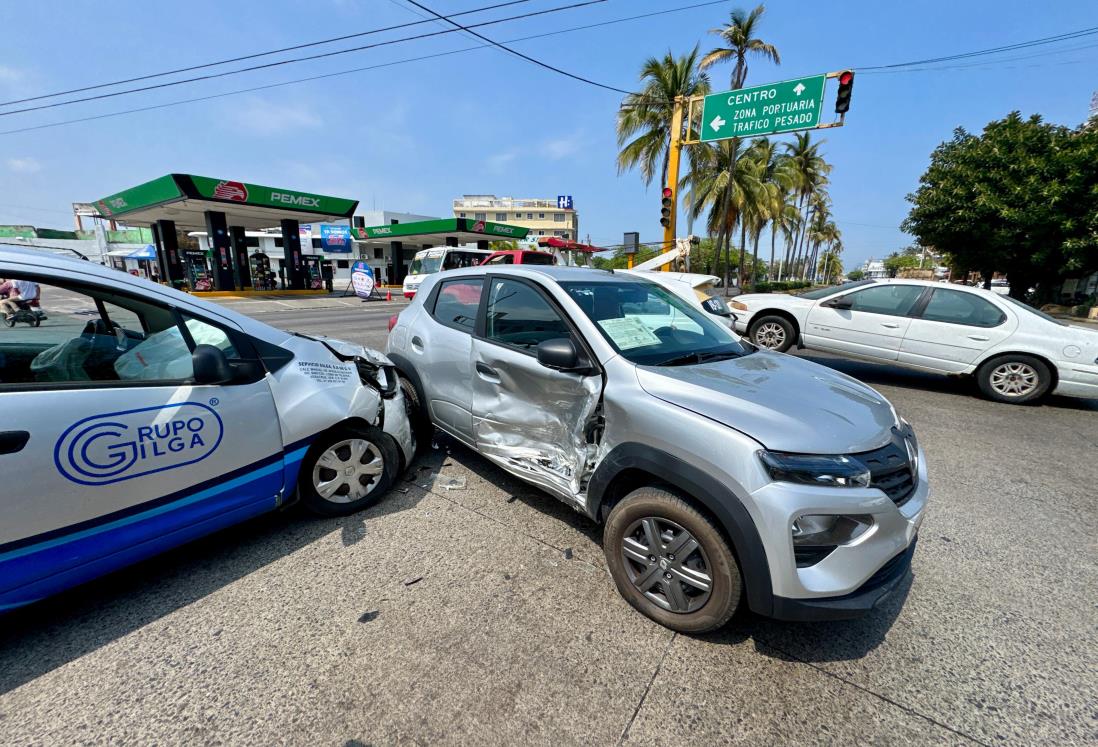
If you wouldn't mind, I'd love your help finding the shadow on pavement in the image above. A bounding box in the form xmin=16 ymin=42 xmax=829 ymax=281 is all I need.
xmin=698 ymin=572 xmax=914 ymax=663
xmin=798 ymin=354 xmax=1098 ymax=411
xmin=0 ymin=488 xmax=429 ymax=695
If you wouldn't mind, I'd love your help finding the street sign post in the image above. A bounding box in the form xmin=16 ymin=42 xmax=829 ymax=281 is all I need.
xmin=699 ymin=74 xmax=827 ymax=143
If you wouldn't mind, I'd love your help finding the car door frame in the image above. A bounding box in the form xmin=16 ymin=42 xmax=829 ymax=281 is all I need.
xmin=804 ymin=283 xmax=933 ymax=361
xmin=898 ymin=286 xmax=1016 ymax=372
xmin=469 ymin=273 xmax=604 ymax=504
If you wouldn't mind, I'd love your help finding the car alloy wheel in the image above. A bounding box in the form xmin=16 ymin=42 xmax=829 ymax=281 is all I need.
xmin=988 ymin=361 xmax=1039 ymax=398
xmin=620 ymin=516 xmax=713 ymax=614
xmin=754 ymin=321 xmax=787 ymax=350
xmin=312 ymin=438 xmax=386 ymax=503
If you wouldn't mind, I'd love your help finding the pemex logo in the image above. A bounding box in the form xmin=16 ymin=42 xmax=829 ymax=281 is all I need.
xmin=213 ymin=180 xmax=249 ymax=201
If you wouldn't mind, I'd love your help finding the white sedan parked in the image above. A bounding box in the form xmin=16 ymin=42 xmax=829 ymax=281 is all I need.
xmin=731 ymin=279 xmax=1098 ymax=404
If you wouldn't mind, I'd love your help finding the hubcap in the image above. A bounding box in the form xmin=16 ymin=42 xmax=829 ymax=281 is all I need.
xmin=312 ymin=438 xmax=385 ymax=503
xmin=754 ymin=322 xmax=786 ymax=349
xmin=620 ymin=517 xmax=712 ymax=614
xmin=989 ymin=362 xmax=1039 ymax=398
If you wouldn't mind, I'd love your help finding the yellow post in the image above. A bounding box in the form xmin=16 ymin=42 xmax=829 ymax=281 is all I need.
xmin=661 ymin=96 xmax=686 ymax=267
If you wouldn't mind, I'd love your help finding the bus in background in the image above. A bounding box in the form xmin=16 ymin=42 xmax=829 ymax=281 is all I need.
xmin=402 ymin=247 xmax=491 ymax=299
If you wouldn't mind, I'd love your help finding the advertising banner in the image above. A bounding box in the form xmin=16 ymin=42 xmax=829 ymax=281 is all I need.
xmin=321 ymin=224 xmax=352 ymax=253
xmin=350 ymin=260 xmax=375 ymax=298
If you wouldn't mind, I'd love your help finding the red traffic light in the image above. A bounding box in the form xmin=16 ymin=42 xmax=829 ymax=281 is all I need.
xmin=662 ymin=187 xmax=673 ymax=199
xmin=839 ymin=71 xmax=853 ymax=86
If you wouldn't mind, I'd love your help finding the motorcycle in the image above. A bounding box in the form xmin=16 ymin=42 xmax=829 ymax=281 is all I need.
xmin=3 ymin=299 xmax=47 ymax=328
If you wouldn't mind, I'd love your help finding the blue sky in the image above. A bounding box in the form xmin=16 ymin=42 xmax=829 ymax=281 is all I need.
xmin=1 ymin=0 xmax=1096 ymax=269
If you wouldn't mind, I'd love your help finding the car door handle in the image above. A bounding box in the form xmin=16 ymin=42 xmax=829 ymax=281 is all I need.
xmin=0 ymin=430 xmax=30 ymax=455
xmin=968 ymin=334 xmax=990 ymax=341
xmin=881 ymin=322 xmax=901 ymax=329
xmin=475 ymin=362 xmax=501 ymax=382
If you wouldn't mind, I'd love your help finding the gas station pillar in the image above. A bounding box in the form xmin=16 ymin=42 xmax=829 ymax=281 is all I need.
xmin=152 ymin=219 xmax=185 ymax=287
xmin=476 ymin=240 xmax=490 ymax=250
xmin=280 ymin=219 xmax=305 ymax=290
xmin=229 ymin=226 xmax=252 ymax=290
xmin=391 ymin=242 xmax=404 ymax=285
xmin=204 ymin=211 xmax=237 ymax=291
xmin=445 ymin=237 xmax=459 ymax=247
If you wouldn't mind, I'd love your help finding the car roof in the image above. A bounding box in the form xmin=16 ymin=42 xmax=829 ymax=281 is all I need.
xmin=439 ymin=264 xmax=627 ymax=283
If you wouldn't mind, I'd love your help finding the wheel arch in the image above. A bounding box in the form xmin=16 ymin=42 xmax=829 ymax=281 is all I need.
xmin=587 ymin=443 xmax=774 ymax=616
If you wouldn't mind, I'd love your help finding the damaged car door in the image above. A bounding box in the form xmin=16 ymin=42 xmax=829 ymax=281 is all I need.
xmin=471 ymin=276 xmax=602 ymax=504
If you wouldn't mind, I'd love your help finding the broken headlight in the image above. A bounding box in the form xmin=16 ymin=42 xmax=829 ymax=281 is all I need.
xmin=355 ymin=357 xmax=398 ymax=398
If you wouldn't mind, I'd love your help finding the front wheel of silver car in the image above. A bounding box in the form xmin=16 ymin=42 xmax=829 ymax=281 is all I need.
xmin=604 ymin=487 xmax=742 ymax=633
xmin=749 ymin=315 xmax=795 ymax=352
xmin=299 ymin=425 xmax=399 ymax=516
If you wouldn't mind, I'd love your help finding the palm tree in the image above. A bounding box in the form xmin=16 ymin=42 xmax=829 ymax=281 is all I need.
xmin=818 ymin=241 xmax=844 ymax=284
xmin=617 ymin=47 xmax=710 ymax=193
xmin=745 ymin=137 xmax=795 ymax=286
xmin=700 ymin=5 xmax=781 ymax=89
xmin=782 ymin=132 xmax=831 ymax=279
xmin=681 ymin=138 xmax=762 ymax=289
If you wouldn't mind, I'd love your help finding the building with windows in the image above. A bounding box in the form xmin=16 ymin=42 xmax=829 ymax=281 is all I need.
xmin=452 ymin=195 xmax=579 ymax=241
xmin=861 ymin=258 xmax=888 ymax=279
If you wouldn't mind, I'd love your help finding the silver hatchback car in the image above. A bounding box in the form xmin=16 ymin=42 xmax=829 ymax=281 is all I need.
xmin=387 ymin=266 xmax=928 ymax=633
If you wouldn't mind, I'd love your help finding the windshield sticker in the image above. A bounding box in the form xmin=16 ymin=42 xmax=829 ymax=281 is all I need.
xmin=297 ymin=360 xmax=354 ymax=385
xmin=54 ymin=402 xmax=224 ymax=486
xmin=598 ymin=317 xmax=661 ymax=350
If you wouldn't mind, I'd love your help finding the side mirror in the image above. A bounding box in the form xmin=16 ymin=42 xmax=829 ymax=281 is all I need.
xmin=537 ymin=338 xmax=583 ymax=372
xmin=192 ymin=344 xmax=233 ymax=385
xmin=823 ymin=297 xmax=853 ymax=310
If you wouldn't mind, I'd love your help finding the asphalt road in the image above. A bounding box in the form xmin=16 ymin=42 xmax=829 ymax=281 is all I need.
xmin=2 ymin=296 xmax=1096 ymax=745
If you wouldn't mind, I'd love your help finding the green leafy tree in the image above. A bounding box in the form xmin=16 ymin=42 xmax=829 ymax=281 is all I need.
xmin=700 ymin=4 xmax=781 ymax=89
xmin=903 ymin=112 xmax=1098 ymax=299
xmin=883 ymin=252 xmax=919 ymax=277
xmin=818 ymin=246 xmax=844 ymax=285
xmin=782 ymin=132 xmax=831 ymax=279
xmin=847 ymin=268 xmax=865 ymax=281
xmin=617 ymin=47 xmax=710 ymax=193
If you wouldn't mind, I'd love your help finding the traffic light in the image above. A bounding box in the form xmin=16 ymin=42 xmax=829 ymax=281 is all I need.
xmin=660 ymin=187 xmax=673 ymax=228
xmin=835 ymin=70 xmax=854 ymax=114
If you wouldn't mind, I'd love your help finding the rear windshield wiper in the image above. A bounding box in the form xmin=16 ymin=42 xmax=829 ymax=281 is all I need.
xmin=655 ymin=349 xmax=744 ymax=367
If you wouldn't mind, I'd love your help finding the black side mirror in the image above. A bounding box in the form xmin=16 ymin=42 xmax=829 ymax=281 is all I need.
xmin=824 ymin=297 xmax=853 ymax=310
xmin=537 ymin=338 xmax=584 ymax=372
xmin=192 ymin=344 xmax=233 ymax=385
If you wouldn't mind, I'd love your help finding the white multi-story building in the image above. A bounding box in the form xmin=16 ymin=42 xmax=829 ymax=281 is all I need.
xmin=861 ymin=258 xmax=888 ymax=279
xmin=453 ymin=195 xmax=579 ymax=241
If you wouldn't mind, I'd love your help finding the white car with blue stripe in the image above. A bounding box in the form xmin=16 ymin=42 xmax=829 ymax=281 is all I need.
xmin=0 ymin=247 xmax=413 ymax=612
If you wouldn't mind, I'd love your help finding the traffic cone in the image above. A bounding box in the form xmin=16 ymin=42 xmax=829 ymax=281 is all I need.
xmin=386 ymin=288 xmax=392 ymax=301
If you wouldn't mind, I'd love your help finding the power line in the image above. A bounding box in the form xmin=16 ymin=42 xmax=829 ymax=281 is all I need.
xmin=399 ymin=0 xmax=634 ymax=94
xmin=1 ymin=1 xmax=734 ymax=136
xmin=856 ymin=25 xmax=1098 ymax=71
xmin=0 ymin=0 xmax=608 ymax=118
xmin=857 ymin=41 xmax=1098 ymax=75
xmin=0 ymin=0 xmax=534 ymax=108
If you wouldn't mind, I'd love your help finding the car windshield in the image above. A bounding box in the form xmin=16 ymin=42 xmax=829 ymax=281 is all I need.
xmin=799 ymin=279 xmax=874 ymax=299
xmin=408 ymin=255 xmax=442 ymax=275
xmin=1001 ymin=294 xmax=1068 ymax=326
xmin=560 ymin=279 xmax=750 ymax=366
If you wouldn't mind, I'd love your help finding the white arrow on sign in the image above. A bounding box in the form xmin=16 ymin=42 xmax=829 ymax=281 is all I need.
xmin=710 ymin=115 xmax=726 ymax=132
xmin=793 ymin=83 xmax=806 ymax=96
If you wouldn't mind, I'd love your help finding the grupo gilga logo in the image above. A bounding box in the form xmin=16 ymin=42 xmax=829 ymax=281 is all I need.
xmin=54 ymin=403 xmax=224 ymax=486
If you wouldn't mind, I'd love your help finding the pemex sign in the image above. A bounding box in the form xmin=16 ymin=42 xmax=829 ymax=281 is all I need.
xmin=700 ymin=74 xmax=827 ymax=142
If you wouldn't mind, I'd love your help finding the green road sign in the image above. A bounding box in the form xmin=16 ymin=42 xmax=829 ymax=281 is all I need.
xmin=700 ymin=74 xmax=827 ymax=142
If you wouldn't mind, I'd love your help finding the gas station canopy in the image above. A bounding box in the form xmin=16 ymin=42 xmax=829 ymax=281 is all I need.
xmin=352 ymin=217 xmax=530 ymax=251
xmin=92 ymin=173 xmax=358 ymax=231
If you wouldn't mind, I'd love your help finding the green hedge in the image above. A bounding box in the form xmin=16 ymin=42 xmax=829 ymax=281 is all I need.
xmin=749 ymin=280 xmax=812 ymax=294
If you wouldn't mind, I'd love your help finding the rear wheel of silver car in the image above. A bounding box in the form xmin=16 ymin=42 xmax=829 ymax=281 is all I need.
xmin=604 ymin=487 xmax=742 ymax=634
xmin=398 ymin=374 xmax=432 ymax=455
xmin=976 ymin=354 xmax=1051 ymax=404
xmin=299 ymin=425 xmax=398 ymax=516
xmin=749 ymin=315 xmax=795 ymax=352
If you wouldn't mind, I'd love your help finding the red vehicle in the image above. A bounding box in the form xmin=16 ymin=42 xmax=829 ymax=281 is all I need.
xmin=479 ymin=249 xmax=557 ymax=266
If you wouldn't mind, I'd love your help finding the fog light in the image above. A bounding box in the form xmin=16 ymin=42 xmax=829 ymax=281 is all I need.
xmin=791 ymin=514 xmax=872 ymax=546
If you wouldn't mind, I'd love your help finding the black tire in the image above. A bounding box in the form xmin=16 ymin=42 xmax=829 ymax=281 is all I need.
xmin=976 ymin=354 xmax=1052 ymax=404
xmin=2 ymin=317 xmax=13 ymax=328
xmin=604 ymin=487 xmax=742 ymax=634
xmin=399 ymin=374 xmax=433 ymax=455
xmin=298 ymin=424 xmax=399 ymax=516
xmin=749 ymin=314 xmax=795 ymax=352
